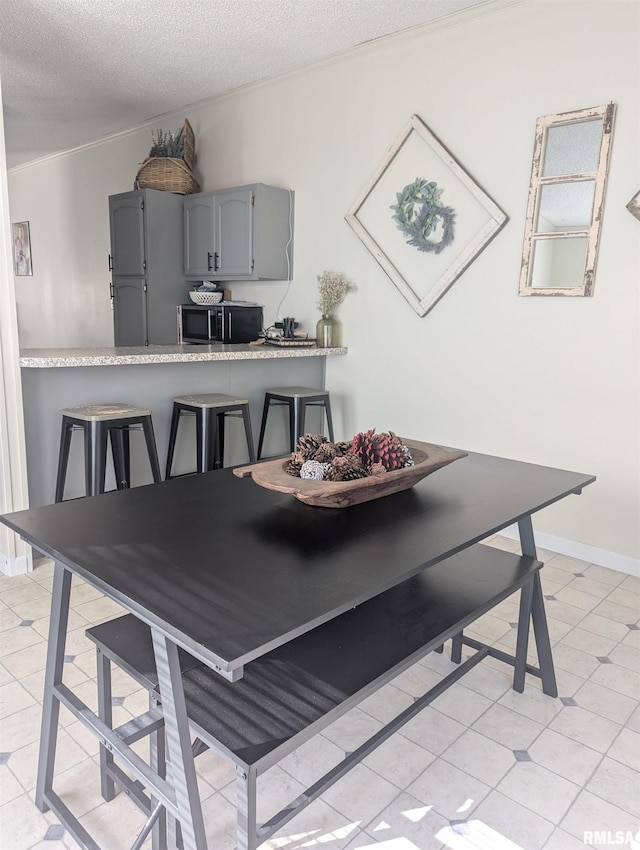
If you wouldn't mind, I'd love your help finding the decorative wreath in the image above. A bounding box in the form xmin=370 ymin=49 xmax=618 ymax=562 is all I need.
xmin=390 ymin=178 xmax=456 ymax=254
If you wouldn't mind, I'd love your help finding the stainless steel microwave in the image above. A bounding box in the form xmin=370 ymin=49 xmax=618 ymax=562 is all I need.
xmin=178 ymin=303 xmax=263 ymax=344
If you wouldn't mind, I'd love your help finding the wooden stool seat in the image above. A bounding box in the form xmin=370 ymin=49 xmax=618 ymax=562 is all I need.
xmin=60 ymin=403 xmax=153 ymax=421
xmin=165 ymin=393 xmax=255 ymax=479
xmin=257 ymin=386 xmax=334 ymax=459
xmin=55 ymin=403 xmax=161 ymax=502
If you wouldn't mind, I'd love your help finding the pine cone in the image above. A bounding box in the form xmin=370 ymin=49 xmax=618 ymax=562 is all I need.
xmin=313 ymin=445 xmax=335 ymax=463
xmin=369 ymin=462 xmax=387 ymax=476
xmin=300 ymin=460 xmax=330 ymax=480
xmin=324 ymin=453 xmax=367 ymax=481
xmin=296 ymin=433 xmax=328 ymax=460
xmin=399 ymin=444 xmax=414 ymax=468
xmin=351 ymin=429 xmax=411 ymax=471
xmin=333 ymin=441 xmax=351 ymax=456
xmin=285 ymin=450 xmax=305 ymax=477
xmin=340 ymin=465 xmax=369 ymax=481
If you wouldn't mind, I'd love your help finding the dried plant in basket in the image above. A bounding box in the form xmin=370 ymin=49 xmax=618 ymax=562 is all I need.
xmin=134 ymin=119 xmax=200 ymax=195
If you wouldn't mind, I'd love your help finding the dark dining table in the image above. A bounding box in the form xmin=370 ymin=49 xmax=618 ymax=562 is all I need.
xmin=0 ymin=448 xmax=595 ymax=850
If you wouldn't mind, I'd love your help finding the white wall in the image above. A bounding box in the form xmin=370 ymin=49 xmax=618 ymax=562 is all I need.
xmin=8 ymin=0 xmax=640 ymax=561
xmin=0 ymin=75 xmax=32 ymax=575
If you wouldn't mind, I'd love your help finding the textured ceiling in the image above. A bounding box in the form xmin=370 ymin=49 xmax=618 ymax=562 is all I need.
xmin=0 ymin=0 xmax=488 ymax=170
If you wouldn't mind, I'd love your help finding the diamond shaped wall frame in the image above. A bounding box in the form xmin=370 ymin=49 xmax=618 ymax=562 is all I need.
xmin=345 ymin=114 xmax=508 ymax=317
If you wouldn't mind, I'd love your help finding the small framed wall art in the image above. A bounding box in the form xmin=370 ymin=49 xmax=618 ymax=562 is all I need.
xmin=12 ymin=221 xmax=33 ymax=275
xmin=345 ymin=114 xmax=507 ymax=317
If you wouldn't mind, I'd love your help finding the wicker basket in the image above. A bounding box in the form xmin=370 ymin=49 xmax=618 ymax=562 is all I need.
xmin=182 ymin=119 xmax=196 ymax=171
xmin=134 ymin=156 xmax=200 ymax=195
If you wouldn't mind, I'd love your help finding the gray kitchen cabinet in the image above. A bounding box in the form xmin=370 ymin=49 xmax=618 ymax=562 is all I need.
xmin=183 ymin=183 xmax=294 ymax=280
xmin=109 ymin=189 xmax=184 ymax=345
xmin=112 ymin=279 xmax=147 ymax=346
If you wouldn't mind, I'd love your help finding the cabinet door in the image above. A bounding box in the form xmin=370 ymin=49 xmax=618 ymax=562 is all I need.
xmin=184 ymin=197 xmax=215 ymax=276
xmin=109 ymin=195 xmax=145 ymax=276
xmin=215 ymin=188 xmax=254 ymax=278
xmin=113 ymin=279 xmax=148 ymax=346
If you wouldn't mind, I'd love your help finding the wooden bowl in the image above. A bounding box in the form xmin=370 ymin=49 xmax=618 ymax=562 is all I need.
xmin=234 ymin=439 xmax=467 ymax=508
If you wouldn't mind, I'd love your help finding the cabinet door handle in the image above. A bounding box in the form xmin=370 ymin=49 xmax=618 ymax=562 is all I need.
xmin=214 ymin=252 xmax=220 ymax=271
xmin=108 ymin=254 xmax=113 ymax=271
xmin=207 ymin=252 xmax=213 ymax=271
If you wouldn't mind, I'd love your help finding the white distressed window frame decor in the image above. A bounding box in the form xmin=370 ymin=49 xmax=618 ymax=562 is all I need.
xmin=345 ymin=114 xmax=507 ymax=317
xmin=519 ymin=103 xmax=616 ymax=298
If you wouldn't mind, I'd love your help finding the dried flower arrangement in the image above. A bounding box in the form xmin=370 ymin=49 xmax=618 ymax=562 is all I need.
xmin=149 ymin=126 xmax=186 ymax=159
xmin=286 ymin=430 xmax=414 ymax=482
xmin=134 ymin=119 xmax=199 ymax=195
xmin=317 ymin=270 xmax=356 ymax=317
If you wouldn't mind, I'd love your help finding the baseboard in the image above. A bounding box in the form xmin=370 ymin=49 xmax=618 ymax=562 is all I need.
xmin=0 ymin=551 xmax=33 ymax=576
xmin=499 ymin=526 xmax=640 ymax=578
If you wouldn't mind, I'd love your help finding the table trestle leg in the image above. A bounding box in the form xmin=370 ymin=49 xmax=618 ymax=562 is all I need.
xmin=152 ymin=629 xmax=208 ymax=850
xmin=149 ymin=693 xmax=168 ymax=850
xmin=518 ymin=516 xmax=558 ymax=697
xmin=529 ymin=572 xmax=558 ymax=697
xmin=36 ymin=562 xmax=183 ymax=850
xmin=36 ymin=562 xmax=72 ymax=813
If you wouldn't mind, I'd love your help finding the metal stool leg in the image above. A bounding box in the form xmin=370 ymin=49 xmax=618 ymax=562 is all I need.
xmin=165 ymin=404 xmax=182 ymax=480
xmin=290 ymin=399 xmax=304 ymax=451
xmin=85 ymin=420 xmax=109 ymax=496
xmin=240 ymin=404 xmax=255 ymax=463
xmin=201 ymin=409 xmax=218 ymax=472
xmin=123 ymin=427 xmax=132 ymax=486
xmin=256 ymin=395 xmax=272 ymax=460
xmin=195 ymin=409 xmax=206 ymax=474
xmin=141 ymin=415 xmax=162 ymax=483
xmin=55 ymin=418 xmax=74 ymax=503
xmin=215 ymin=412 xmax=226 ymax=468
xmin=110 ymin=427 xmax=128 ymax=490
xmin=323 ymin=397 xmax=335 ymax=442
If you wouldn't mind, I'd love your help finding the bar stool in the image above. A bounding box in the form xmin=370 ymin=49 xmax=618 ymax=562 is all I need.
xmin=256 ymin=386 xmax=334 ymax=460
xmin=165 ymin=393 xmax=255 ymax=479
xmin=55 ymin=403 xmax=161 ymax=503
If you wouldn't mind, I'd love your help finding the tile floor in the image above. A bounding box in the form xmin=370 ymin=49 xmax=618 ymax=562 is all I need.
xmin=0 ymin=537 xmax=638 ymax=850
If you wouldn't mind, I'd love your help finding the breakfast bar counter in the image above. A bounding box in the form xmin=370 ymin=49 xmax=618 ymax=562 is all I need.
xmin=20 ymin=344 xmax=347 ymax=507
xmin=19 ymin=343 xmax=347 ymax=368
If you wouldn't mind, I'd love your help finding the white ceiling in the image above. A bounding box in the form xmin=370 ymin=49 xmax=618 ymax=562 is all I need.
xmin=0 ymin=0 xmax=489 ymax=170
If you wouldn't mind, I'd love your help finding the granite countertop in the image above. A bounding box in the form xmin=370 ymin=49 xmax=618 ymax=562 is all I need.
xmin=19 ymin=343 xmax=347 ymax=368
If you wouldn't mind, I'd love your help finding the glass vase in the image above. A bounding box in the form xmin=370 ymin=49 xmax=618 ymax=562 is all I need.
xmin=315 ymin=314 xmax=341 ymax=348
